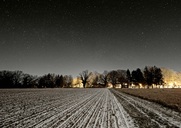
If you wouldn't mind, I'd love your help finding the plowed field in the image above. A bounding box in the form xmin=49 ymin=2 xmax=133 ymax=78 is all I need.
xmin=0 ymin=88 xmax=181 ymax=128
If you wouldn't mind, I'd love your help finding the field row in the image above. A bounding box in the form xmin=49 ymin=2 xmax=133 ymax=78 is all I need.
xmin=1 ymin=89 xmax=181 ymax=128
xmin=0 ymin=89 xmax=134 ymax=128
xmin=115 ymin=88 xmax=181 ymax=112
xmin=111 ymin=89 xmax=181 ymax=127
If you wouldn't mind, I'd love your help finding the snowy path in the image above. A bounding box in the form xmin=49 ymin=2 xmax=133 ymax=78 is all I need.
xmin=110 ymin=89 xmax=181 ymax=128
xmin=0 ymin=88 xmax=181 ymax=128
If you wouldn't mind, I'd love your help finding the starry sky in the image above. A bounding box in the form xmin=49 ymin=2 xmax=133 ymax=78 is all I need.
xmin=0 ymin=0 xmax=181 ymax=77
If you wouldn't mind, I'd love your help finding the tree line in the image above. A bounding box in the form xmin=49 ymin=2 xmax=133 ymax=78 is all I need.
xmin=0 ymin=66 xmax=163 ymax=88
xmin=0 ymin=71 xmax=72 ymax=88
xmin=79 ymin=66 xmax=163 ymax=88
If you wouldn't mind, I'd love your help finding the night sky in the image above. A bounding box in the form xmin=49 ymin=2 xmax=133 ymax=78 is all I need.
xmin=0 ymin=0 xmax=181 ymax=77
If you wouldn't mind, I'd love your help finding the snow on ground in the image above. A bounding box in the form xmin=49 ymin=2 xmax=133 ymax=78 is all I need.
xmin=111 ymin=89 xmax=181 ymax=128
xmin=0 ymin=88 xmax=181 ymax=128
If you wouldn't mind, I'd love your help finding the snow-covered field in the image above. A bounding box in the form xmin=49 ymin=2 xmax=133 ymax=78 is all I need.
xmin=0 ymin=88 xmax=181 ymax=128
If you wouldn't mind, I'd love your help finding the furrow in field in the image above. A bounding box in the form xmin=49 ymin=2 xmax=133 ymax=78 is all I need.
xmin=56 ymin=90 xmax=104 ymax=128
xmin=99 ymin=89 xmax=108 ymax=128
xmin=2 ymin=93 xmax=87 ymax=127
xmin=1 ymin=93 xmax=81 ymax=126
xmin=78 ymin=89 xmax=106 ymax=128
xmin=32 ymin=90 xmax=102 ymax=128
xmin=1 ymin=89 xmax=101 ymax=128
xmin=110 ymin=90 xmax=134 ymax=128
xmin=23 ymin=93 xmax=91 ymax=127
xmin=1 ymin=88 xmax=164 ymax=128
xmin=111 ymin=89 xmax=181 ymax=128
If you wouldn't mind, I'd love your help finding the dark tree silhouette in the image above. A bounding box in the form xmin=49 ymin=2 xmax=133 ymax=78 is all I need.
xmin=79 ymin=70 xmax=91 ymax=88
xmin=126 ymin=69 xmax=131 ymax=88
xmin=13 ymin=71 xmax=23 ymax=88
xmin=144 ymin=67 xmax=153 ymax=88
xmin=92 ymin=75 xmax=99 ymax=87
xmin=22 ymin=74 xmax=36 ymax=88
xmin=55 ymin=75 xmax=64 ymax=88
xmin=137 ymin=68 xmax=145 ymax=87
xmin=100 ymin=70 xmax=109 ymax=87
xmin=153 ymin=66 xmax=164 ymax=88
xmin=63 ymin=75 xmax=73 ymax=88
xmin=0 ymin=66 xmax=164 ymax=89
xmin=59 ymin=75 xmax=64 ymax=87
xmin=108 ymin=70 xmax=118 ymax=88
xmin=55 ymin=75 xmax=60 ymax=87
xmin=0 ymin=70 xmax=37 ymax=88
xmin=46 ymin=74 xmax=54 ymax=88
xmin=132 ymin=68 xmax=145 ymax=88
xmin=38 ymin=77 xmax=45 ymax=88
xmin=117 ymin=70 xmax=127 ymax=88
xmin=0 ymin=71 xmax=14 ymax=88
xmin=144 ymin=66 xmax=164 ymax=88
xmin=38 ymin=74 xmax=55 ymax=88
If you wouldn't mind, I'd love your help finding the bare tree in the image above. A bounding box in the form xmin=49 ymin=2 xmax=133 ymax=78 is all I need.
xmin=23 ymin=74 xmax=36 ymax=88
xmin=126 ymin=69 xmax=131 ymax=88
xmin=91 ymin=71 xmax=101 ymax=87
xmin=108 ymin=70 xmax=118 ymax=88
xmin=0 ymin=70 xmax=15 ymax=88
xmin=144 ymin=66 xmax=164 ymax=88
xmin=55 ymin=75 xmax=64 ymax=88
xmin=13 ymin=70 xmax=23 ymax=87
xmin=132 ymin=68 xmax=145 ymax=88
xmin=79 ymin=70 xmax=91 ymax=88
xmin=117 ymin=70 xmax=127 ymax=88
xmin=63 ymin=75 xmax=73 ymax=88
xmin=153 ymin=66 xmax=164 ymax=88
xmin=100 ymin=70 xmax=109 ymax=87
